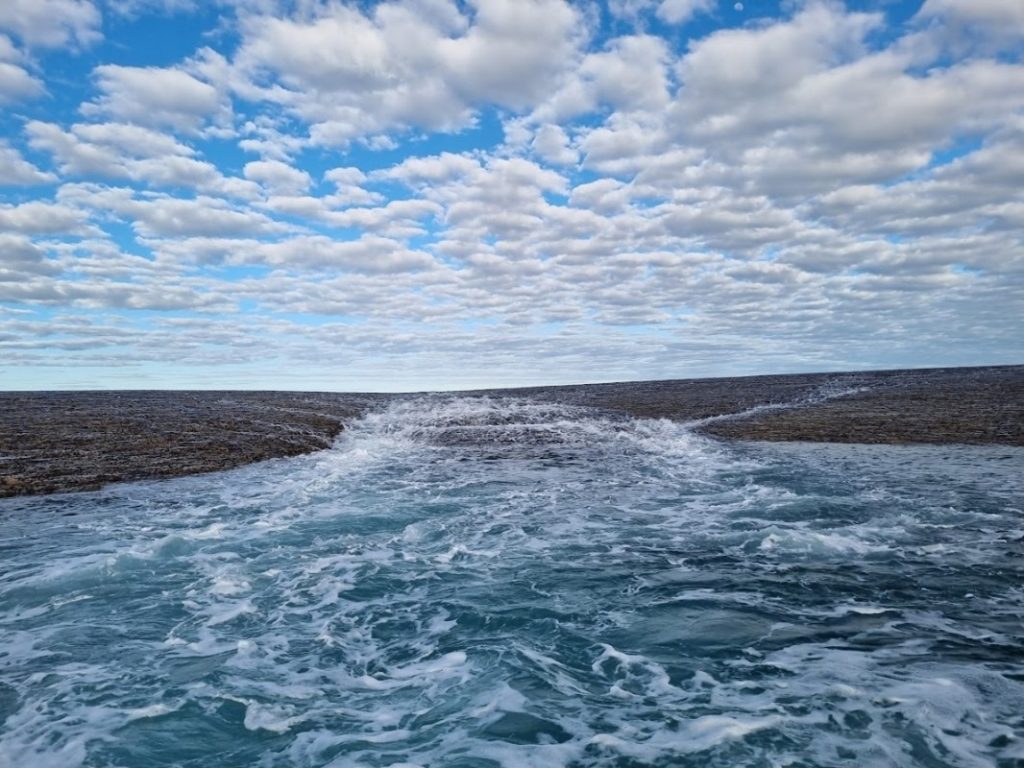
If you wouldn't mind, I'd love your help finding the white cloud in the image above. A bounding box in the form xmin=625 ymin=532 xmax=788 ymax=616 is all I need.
xmin=0 ymin=61 xmax=43 ymax=102
xmin=244 ymin=159 xmax=312 ymax=195
xmin=144 ymin=234 xmax=438 ymax=273
xmin=583 ymin=35 xmax=672 ymax=114
xmin=0 ymin=234 xmax=61 ymax=280
xmin=529 ymin=34 xmax=672 ymax=125
xmin=676 ymin=4 xmax=881 ymax=120
xmin=569 ymin=178 xmax=632 ymax=214
xmin=0 ymin=36 xmax=43 ymax=102
xmin=918 ymin=0 xmax=1024 ymax=49
xmin=921 ymin=0 xmax=1024 ymax=24
xmin=657 ymin=0 xmax=715 ymax=25
xmin=439 ymin=0 xmax=586 ymax=108
xmin=0 ymin=0 xmax=100 ymax=49
xmin=105 ymin=0 xmax=197 ymax=16
xmin=26 ymin=121 xmax=259 ymax=198
xmin=124 ymin=196 xmax=284 ymax=238
xmin=0 ymin=201 xmax=90 ymax=235
xmin=70 ymin=121 xmax=197 ymax=157
xmin=322 ymin=167 xmax=384 ymax=207
xmin=578 ymin=117 xmax=670 ymax=173
xmin=238 ymin=115 xmax=308 ymax=160
xmin=379 ymin=152 xmax=481 ymax=185
xmin=57 ymin=184 xmax=284 ymax=237
xmin=531 ymin=124 xmax=578 ymax=166
xmin=0 ymin=141 xmax=56 ymax=184
xmin=84 ymin=57 xmax=230 ymax=131
xmin=231 ymin=0 xmax=587 ymax=145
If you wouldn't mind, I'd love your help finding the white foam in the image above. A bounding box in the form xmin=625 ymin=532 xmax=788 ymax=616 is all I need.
xmin=242 ymin=701 xmax=308 ymax=734
xmin=124 ymin=702 xmax=180 ymax=721
xmin=757 ymin=528 xmax=885 ymax=556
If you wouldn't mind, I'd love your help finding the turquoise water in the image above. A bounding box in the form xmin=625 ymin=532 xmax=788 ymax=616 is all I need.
xmin=1 ymin=397 xmax=1023 ymax=767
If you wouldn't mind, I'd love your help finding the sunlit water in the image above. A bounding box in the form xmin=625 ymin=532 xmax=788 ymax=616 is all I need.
xmin=2 ymin=397 xmax=1023 ymax=768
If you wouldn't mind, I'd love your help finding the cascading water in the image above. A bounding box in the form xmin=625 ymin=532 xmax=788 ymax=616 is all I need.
xmin=1 ymin=397 xmax=1022 ymax=767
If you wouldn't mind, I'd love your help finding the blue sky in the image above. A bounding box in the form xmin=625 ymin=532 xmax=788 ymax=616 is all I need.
xmin=1 ymin=0 xmax=1022 ymax=391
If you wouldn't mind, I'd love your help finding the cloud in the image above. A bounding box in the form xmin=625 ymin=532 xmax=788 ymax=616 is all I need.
xmin=439 ymin=0 xmax=586 ymax=108
xmin=0 ymin=234 xmax=61 ymax=280
xmin=578 ymin=2 xmax=1024 ymax=202
xmin=244 ymin=159 xmax=312 ymax=195
xmin=0 ymin=201 xmax=91 ymax=235
xmin=231 ymin=0 xmax=587 ymax=145
xmin=84 ymin=55 xmax=230 ymax=132
xmin=57 ymin=184 xmax=284 ymax=237
xmin=145 ymin=233 xmax=438 ymax=273
xmin=0 ymin=36 xmax=43 ymax=102
xmin=26 ymin=121 xmax=259 ymax=197
xmin=531 ymin=124 xmax=578 ymax=166
xmin=0 ymin=142 xmax=55 ymax=185
xmin=105 ymin=0 xmax=197 ymax=17
xmin=0 ymin=0 xmax=100 ymax=49
xmin=920 ymin=0 xmax=1024 ymax=25
xmin=323 ymin=167 xmax=384 ymax=207
xmin=569 ymin=178 xmax=632 ymax=214
xmin=126 ymin=197 xmax=284 ymax=238
xmin=378 ymin=151 xmax=481 ymax=185
xmin=657 ymin=0 xmax=715 ymax=25
xmin=674 ymin=4 xmax=882 ymax=133
xmin=917 ymin=0 xmax=1024 ymax=50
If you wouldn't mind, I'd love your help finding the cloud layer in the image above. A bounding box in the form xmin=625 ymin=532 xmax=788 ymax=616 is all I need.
xmin=0 ymin=0 xmax=1022 ymax=390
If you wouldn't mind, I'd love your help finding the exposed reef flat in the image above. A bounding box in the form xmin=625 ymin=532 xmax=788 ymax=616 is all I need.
xmin=0 ymin=391 xmax=382 ymax=498
xmin=1 ymin=365 xmax=1021 ymax=498
xmin=508 ymin=364 xmax=1024 ymax=445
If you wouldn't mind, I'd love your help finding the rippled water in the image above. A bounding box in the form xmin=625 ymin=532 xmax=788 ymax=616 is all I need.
xmin=2 ymin=397 xmax=1023 ymax=768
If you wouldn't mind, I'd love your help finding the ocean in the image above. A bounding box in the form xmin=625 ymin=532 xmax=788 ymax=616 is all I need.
xmin=1 ymin=397 xmax=1022 ymax=767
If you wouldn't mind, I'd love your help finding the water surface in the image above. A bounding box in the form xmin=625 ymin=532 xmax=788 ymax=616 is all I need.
xmin=1 ymin=398 xmax=1022 ymax=767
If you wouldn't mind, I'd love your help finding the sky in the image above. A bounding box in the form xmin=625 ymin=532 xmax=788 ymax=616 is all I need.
xmin=0 ymin=0 xmax=1022 ymax=392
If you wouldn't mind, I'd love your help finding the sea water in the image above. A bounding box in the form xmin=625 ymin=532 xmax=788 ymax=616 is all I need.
xmin=1 ymin=397 xmax=1022 ymax=767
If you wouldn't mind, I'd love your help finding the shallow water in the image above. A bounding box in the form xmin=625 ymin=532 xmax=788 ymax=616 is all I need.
xmin=1 ymin=397 xmax=1023 ymax=768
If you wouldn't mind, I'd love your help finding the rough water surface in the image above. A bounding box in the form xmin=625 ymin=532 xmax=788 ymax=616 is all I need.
xmin=1 ymin=398 xmax=1023 ymax=767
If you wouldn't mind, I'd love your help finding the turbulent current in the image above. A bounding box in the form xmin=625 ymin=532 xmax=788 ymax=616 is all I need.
xmin=1 ymin=397 xmax=1023 ymax=768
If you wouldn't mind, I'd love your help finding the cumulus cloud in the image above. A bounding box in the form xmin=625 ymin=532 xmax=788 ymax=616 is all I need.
xmin=0 ymin=201 xmax=91 ymax=235
xmin=128 ymin=197 xmax=283 ymax=238
xmin=0 ymin=234 xmax=61 ymax=280
xmin=0 ymin=142 xmax=55 ymax=185
xmin=531 ymin=124 xmax=578 ymax=166
xmin=917 ymin=0 xmax=1024 ymax=50
xmin=673 ymin=4 xmax=882 ymax=136
xmin=378 ymin=151 xmax=481 ymax=185
xmin=231 ymin=0 xmax=587 ymax=145
xmin=84 ymin=53 xmax=231 ymax=132
xmin=657 ymin=0 xmax=715 ymax=25
xmin=244 ymin=159 xmax=312 ymax=195
xmin=144 ymin=233 xmax=438 ymax=273
xmin=0 ymin=0 xmax=100 ymax=49
xmin=323 ymin=167 xmax=384 ymax=207
xmin=26 ymin=121 xmax=259 ymax=197
xmin=0 ymin=35 xmax=43 ymax=102
xmin=57 ymin=184 xmax=285 ymax=237
xmin=531 ymin=33 xmax=672 ymax=125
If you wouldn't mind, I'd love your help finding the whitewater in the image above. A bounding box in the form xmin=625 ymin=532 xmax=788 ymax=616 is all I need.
xmin=1 ymin=397 xmax=1022 ymax=767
